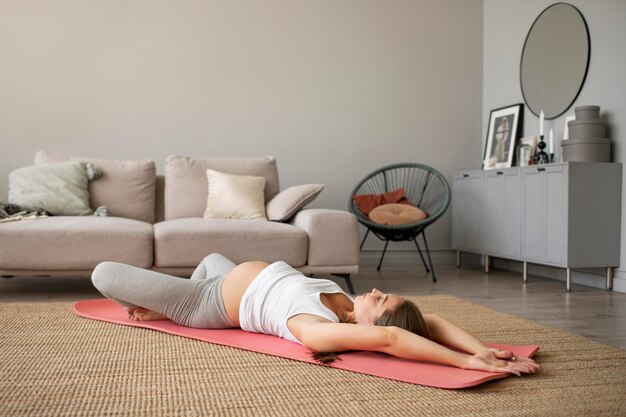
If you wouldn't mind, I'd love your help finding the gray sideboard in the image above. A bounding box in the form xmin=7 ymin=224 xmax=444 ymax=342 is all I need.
xmin=452 ymin=162 xmax=622 ymax=291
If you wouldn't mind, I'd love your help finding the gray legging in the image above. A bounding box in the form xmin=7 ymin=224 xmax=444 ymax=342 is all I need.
xmin=91 ymin=253 xmax=236 ymax=329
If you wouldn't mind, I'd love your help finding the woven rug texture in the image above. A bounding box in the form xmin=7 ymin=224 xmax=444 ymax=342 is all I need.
xmin=1 ymin=295 xmax=625 ymax=417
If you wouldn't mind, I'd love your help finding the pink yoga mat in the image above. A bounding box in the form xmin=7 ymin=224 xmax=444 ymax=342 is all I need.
xmin=74 ymin=299 xmax=539 ymax=389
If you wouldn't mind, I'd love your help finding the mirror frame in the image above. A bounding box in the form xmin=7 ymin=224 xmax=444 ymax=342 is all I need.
xmin=519 ymin=2 xmax=591 ymax=119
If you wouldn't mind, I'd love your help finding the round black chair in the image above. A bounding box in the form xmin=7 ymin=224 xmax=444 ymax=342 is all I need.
xmin=349 ymin=163 xmax=451 ymax=281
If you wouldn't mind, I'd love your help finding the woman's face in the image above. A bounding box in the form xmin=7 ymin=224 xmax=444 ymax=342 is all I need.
xmin=353 ymin=288 xmax=404 ymax=325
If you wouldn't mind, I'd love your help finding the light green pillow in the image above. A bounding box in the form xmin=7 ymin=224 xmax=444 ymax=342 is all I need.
xmin=8 ymin=161 xmax=101 ymax=216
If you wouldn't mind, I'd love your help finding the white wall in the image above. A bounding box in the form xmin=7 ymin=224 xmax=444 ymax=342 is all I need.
xmin=0 ymin=0 xmax=483 ymax=257
xmin=483 ymin=0 xmax=626 ymax=291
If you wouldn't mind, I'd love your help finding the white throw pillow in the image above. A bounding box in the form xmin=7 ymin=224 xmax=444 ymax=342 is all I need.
xmin=266 ymin=184 xmax=325 ymax=221
xmin=203 ymin=169 xmax=267 ymax=220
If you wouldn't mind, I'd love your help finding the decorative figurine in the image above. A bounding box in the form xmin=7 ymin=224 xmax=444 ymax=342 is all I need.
xmin=534 ymin=135 xmax=550 ymax=164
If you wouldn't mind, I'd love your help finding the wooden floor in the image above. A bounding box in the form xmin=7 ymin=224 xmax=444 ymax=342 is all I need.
xmin=2 ymin=264 xmax=625 ymax=349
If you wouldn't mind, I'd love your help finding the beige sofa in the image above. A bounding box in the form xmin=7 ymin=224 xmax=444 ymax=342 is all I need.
xmin=0 ymin=152 xmax=359 ymax=292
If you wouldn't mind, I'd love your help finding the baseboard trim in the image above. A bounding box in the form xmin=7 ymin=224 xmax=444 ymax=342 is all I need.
xmin=359 ymin=249 xmax=625 ymax=293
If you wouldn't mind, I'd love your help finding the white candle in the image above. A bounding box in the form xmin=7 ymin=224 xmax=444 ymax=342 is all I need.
xmin=549 ymin=127 xmax=554 ymax=154
xmin=540 ymin=110 xmax=544 ymax=136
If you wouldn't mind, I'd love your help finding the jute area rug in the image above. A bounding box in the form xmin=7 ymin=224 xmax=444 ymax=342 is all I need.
xmin=1 ymin=295 xmax=625 ymax=417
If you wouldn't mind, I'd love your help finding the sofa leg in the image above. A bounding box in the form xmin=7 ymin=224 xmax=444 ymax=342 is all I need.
xmin=332 ymin=273 xmax=355 ymax=295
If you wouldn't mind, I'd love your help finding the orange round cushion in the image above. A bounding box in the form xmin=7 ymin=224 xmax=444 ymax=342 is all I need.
xmin=369 ymin=203 xmax=428 ymax=225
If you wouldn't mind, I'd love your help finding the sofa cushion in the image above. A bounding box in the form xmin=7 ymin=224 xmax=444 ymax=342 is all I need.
xmin=266 ymin=184 xmax=325 ymax=221
xmin=204 ymin=170 xmax=267 ymax=220
xmin=9 ymin=161 xmax=101 ymax=216
xmin=154 ymin=218 xmax=307 ymax=267
xmin=0 ymin=217 xmax=153 ymax=270
xmin=164 ymin=155 xmax=279 ymax=220
xmin=35 ymin=151 xmax=157 ymax=223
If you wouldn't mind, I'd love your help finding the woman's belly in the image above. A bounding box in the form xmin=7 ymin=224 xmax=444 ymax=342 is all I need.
xmin=221 ymin=261 xmax=269 ymax=326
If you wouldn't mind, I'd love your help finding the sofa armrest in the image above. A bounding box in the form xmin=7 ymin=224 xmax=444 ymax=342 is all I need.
xmin=290 ymin=209 xmax=359 ymax=268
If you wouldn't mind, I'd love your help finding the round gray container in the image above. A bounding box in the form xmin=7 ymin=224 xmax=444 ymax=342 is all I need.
xmin=575 ymin=105 xmax=600 ymax=120
xmin=561 ymin=137 xmax=611 ymax=162
xmin=568 ymin=120 xmax=606 ymax=138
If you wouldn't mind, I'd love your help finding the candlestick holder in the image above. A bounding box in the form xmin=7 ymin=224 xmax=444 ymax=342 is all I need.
xmin=534 ymin=135 xmax=550 ymax=164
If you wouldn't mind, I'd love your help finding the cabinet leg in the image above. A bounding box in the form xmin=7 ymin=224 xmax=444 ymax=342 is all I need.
xmin=485 ymin=255 xmax=490 ymax=274
xmin=606 ymin=267 xmax=613 ymax=291
xmin=566 ymin=268 xmax=572 ymax=292
xmin=523 ymin=262 xmax=528 ymax=283
xmin=456 ymin=251 xmax=461 ymax=268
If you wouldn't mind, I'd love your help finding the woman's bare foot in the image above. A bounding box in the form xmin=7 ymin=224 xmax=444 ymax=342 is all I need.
xmin=127 ymin=307 xmax=168 ymax=321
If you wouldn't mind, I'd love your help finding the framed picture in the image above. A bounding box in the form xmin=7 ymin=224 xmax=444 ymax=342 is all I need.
xmin=482 ymin=103 xmax=524 ymax=170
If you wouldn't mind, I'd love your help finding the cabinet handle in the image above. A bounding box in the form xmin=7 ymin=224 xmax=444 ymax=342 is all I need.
xmin=537 ymin=167 xmax=546 ymax=172
xmin=496 ymin=171 xmax=504 ymax=175
xmin=463 ymin=174 xmax=469 ymax=178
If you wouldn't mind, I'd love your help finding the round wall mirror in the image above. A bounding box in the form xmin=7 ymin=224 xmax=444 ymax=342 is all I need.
xmin=520 ymin=3 xmax=590 ymax=119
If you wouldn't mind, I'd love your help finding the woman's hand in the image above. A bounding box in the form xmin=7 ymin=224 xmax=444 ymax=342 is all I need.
xmin=465 ymin=349 xmax=541 ymax=376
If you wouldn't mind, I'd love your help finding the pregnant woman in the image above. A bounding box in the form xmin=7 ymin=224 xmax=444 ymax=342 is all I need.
xmin=92 ymin=253 xmax=539 ymax=375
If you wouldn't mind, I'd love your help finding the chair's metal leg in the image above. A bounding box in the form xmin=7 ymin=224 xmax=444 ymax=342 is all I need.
xmin=606 ymin=267 xmax=613 ymax=291
xmin=360 ymin=229 xmax=370 ymax=250
xmin=412 ymin=237 xmax=430 ymax=273
xmin=333 ymin=273 xmax=355 ymax=295
xmin=421 ymin=231 xmax=437 ymax=282
xmin=377 ymin=240 xmax=390 ymax=271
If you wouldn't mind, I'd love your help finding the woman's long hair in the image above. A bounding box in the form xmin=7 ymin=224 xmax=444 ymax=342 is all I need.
xmin=374 ymin=299 xmax=432 ymax=340
xmin=312 ymin=299 xmax=431 ymax=364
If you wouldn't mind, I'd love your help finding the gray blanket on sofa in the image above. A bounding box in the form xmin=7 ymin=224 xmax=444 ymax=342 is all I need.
xmin=0 ymin=202 xmax=107 ymax=223
xmin=0 ymin=202 xmax=50 ymax=223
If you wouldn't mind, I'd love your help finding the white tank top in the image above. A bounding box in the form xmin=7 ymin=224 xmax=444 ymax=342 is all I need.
xmin=239 ymin=261 xmax=352 ymax=344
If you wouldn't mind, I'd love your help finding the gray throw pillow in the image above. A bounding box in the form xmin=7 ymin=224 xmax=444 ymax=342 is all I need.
xmin=266 ymin=184 xmax=325 ymax=221
xmin=8 ymin=161 xmax=101 ymax=216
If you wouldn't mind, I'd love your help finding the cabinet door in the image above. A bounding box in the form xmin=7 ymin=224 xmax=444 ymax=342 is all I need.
xmin=544 ymin=165 xmax=567 ymax=265
xmin=501 ymin=170 xmax=521 ymax=258
xmin=521 ymin=168 xmax=544 ymax=261
xmin=483 ymin=169 xmax=521 ymax=259
xmin=452 ymin=174 xmax=468 ymax=250
xmin=452 ymin=172 xmax=482 ymax=252
xmin=483 ymin=171 xmax=504 ymax=255
xmin=466 ymin=173 xmax=483 ymax=252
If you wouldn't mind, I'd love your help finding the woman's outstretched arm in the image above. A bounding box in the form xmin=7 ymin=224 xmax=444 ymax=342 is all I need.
xmin=422 ymin=314 xmax=539 ymax=371
xmin=423 ymin=313 xmax=489 ymax=354
xmin=292 ymin=320 xmax=539 ymax=375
